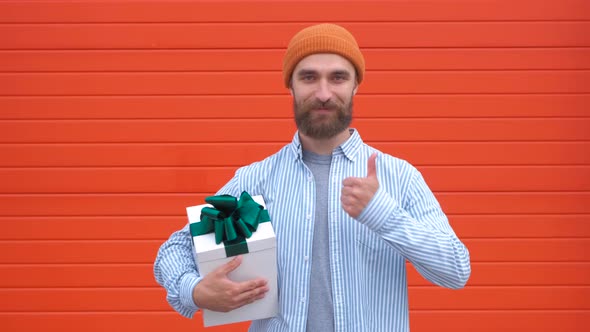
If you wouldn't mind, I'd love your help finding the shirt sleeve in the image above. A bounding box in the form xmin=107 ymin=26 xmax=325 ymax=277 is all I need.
xmin=153 ymin=223 xmax=201 ymax=318
xmin=357 ymin=169 xmax=471 ymax=289
xmin=153 ymin=173 xmax=244 ymax=318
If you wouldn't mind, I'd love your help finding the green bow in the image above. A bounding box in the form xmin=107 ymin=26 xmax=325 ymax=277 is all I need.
xmin=190 ymin=192 xmax=270 ymax=255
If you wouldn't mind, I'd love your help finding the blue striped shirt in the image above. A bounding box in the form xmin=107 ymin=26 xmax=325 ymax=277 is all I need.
xmin=154 ymin=129 xmax=471 ymax=331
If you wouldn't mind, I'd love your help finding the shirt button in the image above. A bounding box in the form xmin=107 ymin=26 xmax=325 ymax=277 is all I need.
xmin=307 ymin=176 xmax=313 ymax=182
xmin=304 ymin=256 xmax=309 ymax=261
xmin=301 ymin=297 xmax=305 ymax=303
xmin=306 ymin=214 xmax=311 ymax=220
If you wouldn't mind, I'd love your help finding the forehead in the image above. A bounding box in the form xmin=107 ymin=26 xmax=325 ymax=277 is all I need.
xmin=293 ymin=53 xmax=356 ymax=75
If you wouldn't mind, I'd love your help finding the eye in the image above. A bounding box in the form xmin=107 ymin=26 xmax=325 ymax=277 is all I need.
xmin=331 ymin=74 xmax=347 ymax=83
xmin=302 ymin=74 xmax=316 ymax=81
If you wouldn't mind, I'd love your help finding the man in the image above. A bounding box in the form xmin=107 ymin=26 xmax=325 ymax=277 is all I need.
xmin=154 ymin=23 xmax=471 ymax=331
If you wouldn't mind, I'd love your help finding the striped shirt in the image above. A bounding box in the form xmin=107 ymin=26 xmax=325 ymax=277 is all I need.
xmin=154 ymin=129 xmax=471 ymax=332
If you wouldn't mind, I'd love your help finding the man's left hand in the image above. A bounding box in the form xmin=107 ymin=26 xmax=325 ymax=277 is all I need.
xmin=341 ymin=153 xmax=379 ymax=219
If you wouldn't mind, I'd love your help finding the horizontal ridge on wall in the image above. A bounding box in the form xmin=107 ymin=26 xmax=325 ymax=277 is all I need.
xmin=0 ymin=239 xmax=588 ymax=264
xmin=1 ymin=95 xmax=589 ymax=119
xmin=0 ymin=286 xmax=588 ymax=311
xmin=1 ymin=215 xmax=588 ymax=240
xmin=0 ymin=166 xmax=589 ymax=193
xmin=0 ymin=193 xmax=588 ymax=215
xmin=1 ymin=0 xmax=589 ymax=23
xmin=1 ymin=71 xmax=590 ymax=95
xmin=1 ymin=142 xmax=589 ymax=166
xmin=1 ymin=118 xmax=589 ymax=142
xmin=1 ymin=22 xmax=589 ymax=49
xmin=1 ymin=262 xmax=588 ymax=287
xmin=0 ymin=312 xmax=587 ymax=332
xmin=1 ymin=48 xmax=589 ymax=72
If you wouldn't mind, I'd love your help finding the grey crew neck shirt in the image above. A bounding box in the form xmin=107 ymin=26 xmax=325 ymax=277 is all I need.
xmin=302 ymin=150 xmax=335 ymax=331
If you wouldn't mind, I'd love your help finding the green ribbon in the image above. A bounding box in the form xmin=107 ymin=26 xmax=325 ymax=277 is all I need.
xmin=190 ymin=191 xmax=270 ymax=257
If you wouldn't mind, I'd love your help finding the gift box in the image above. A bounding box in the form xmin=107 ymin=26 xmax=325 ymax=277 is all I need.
xmin=186 ymin=192 xmax=278 ymax=327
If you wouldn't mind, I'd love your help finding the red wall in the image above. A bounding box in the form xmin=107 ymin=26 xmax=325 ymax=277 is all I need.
xmin=1 ymin=1 xmax=589 ymax=331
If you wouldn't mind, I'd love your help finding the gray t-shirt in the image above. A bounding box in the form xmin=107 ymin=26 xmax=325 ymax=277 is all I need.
xmin=302 ymin=150 xmax=335 ymax=331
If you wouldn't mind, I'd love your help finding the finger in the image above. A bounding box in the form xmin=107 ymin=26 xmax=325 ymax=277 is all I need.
xmin=235 ymin=284 xmax=269 ymax=305
xmin=341 ymin=189 xmax=355 ymax=203
xmin=366 ymin=153 xmax=377 ymax=179
xmin=342 ymin=177 xmax=353 ymax=187
xmin=341 ymin=202 xmax=351 ymax=215
xmin=251 ymin=291 xmax=267 ymax=303
xmin=238 ymin=278 xmax=267 ymax=293
xmin=219 ymin=255 xmax=242 ymax=275
xmin=342 ymin=177 xmax=361 ymax=187
xmin=341 ymin=186 xmax=352 ymax=196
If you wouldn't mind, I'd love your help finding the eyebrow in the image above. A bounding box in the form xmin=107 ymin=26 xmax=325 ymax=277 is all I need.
xmin=331 ymin=70 xmax=352 ymax=77
xmin=295 ymin=69 xmax=352 ymax=77
xmin=295 ymin=69 xmax=318 ymax=77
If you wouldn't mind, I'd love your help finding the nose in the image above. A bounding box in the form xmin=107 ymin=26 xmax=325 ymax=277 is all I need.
xmin=314 ymin=80 xmax=333 ymax=103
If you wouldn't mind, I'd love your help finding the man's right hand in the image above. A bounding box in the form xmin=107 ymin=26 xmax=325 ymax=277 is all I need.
xmin=192 ymin=255 xmax=269 ymax=312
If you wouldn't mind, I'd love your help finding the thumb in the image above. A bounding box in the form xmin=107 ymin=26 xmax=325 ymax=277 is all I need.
xmin=219 ymin=255 xmax=242 ymax=275
xmin=366 ymin=153 xmax=377 ymax=179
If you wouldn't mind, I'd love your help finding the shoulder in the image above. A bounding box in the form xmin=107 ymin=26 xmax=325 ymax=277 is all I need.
xmin=353 ymin=130 xmax=418 ymax=177
xmin=362 ymin=144 xmax=422 ymax=204
xmin=236 ymin=144 xmax=292 ymax=176
xmin=229 ymin=144 xmax=293 ymax=193
xmin=363 ymin=144 xmax=419 ymax=179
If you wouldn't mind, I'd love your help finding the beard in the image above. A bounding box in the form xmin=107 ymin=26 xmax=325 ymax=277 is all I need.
xmin=293 ymin=96 xmax=353 ymax=139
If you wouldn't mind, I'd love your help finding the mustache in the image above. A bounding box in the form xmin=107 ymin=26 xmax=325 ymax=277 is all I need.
xmin=302 ymin=99 xmax=340 ymax=111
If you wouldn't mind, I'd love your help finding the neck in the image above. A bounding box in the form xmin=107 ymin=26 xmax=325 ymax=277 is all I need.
xmin=299 ymin=129 xmax=352 ymax=155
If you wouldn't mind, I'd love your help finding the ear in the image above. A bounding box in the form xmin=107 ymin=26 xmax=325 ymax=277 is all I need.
xmin=352 ymin=83 xmax=359 ymax=96
xmin=288 ymin=77 xmax=295 ymax=96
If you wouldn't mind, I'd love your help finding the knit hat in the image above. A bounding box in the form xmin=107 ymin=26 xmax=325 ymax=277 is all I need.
xmin=282 ymin=23 xmax=365 ymax=87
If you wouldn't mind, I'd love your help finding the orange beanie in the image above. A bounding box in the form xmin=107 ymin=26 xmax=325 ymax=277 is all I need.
xmin=282 ymin=23 xmax=365 ymax=88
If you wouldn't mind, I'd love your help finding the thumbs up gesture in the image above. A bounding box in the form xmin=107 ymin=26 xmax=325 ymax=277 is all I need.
xmin=341 ymin=153 xmax=380 ymax=219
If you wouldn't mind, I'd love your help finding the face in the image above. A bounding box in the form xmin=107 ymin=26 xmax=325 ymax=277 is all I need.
xmin=290 ymin=53 xmax=358 ymax=139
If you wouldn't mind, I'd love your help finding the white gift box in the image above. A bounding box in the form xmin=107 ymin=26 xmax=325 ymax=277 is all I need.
xmin=186 ymin=195 xmax=278 ymax=327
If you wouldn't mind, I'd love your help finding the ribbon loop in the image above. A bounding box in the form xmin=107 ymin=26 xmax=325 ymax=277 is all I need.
xmin=191 ymin=191 xmax=270 ymax=247
xmin=205 ymin=195 xmax=237 ymax=212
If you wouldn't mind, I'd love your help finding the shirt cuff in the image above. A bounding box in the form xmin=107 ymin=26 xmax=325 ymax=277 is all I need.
xmin=180 ymin=272 xmax=202 ymax=312
xmin=356 ymin=187 xmax=398 ymax=232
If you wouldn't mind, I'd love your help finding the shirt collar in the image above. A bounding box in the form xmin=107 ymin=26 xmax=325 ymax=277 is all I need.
xmin=289 ymin=128 xmax=363 ymax=162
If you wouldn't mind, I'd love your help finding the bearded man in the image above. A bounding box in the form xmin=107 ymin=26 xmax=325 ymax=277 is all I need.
xmin=154 ymin=23 xmax=471 ymax=332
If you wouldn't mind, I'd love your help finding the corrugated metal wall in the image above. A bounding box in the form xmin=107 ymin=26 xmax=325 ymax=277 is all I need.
xmin=1 ymin=1 xmax=589 ymax=331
